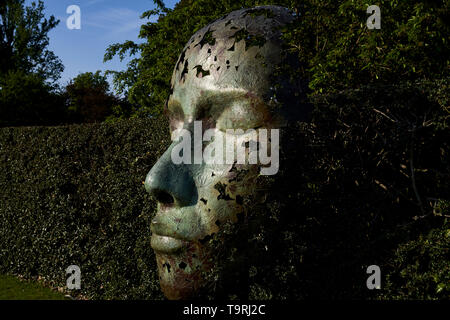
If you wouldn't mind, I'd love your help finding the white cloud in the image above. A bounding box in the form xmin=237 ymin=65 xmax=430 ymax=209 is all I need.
xmin=83 ymin=7 xmax=145 ymax=38
xmin=86 ymin=0 xmax=108 ymax=7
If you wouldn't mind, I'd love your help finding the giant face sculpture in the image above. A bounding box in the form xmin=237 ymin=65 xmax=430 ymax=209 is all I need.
xmin=145 ymin=6 xmax=305 ymax=299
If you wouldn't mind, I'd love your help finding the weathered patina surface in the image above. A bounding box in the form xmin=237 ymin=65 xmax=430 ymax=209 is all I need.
xmin=144 ymin=5 xmax=305 ymax=299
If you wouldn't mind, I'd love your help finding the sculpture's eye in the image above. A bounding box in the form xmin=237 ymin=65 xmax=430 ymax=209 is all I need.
xmin=170 ymin=118 xmax=184 ymax=134
xmin=216 ymin=101 xmax=268 ymax=132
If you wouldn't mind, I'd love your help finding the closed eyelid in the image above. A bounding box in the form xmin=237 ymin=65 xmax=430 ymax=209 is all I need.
xmin=216 ymin=101 xmax=271 ymax=131
xmin=168 ymin=91 xmax=268 ymax=125
xmin=193 ymin=91 xmax=252 ymax=119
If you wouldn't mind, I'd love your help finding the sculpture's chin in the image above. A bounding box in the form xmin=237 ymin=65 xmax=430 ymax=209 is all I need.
xmin=159 ymin=272 xmax=199 ymax=300
xmin=155 ymin=244 xmax=210 ymax=300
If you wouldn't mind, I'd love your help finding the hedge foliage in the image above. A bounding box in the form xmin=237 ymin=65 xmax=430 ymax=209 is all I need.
xmin=198 ymin=79 xmax=450 ymax=300
xmin=0 ymin=80 xmax=449 ymax=299
xmin=0 ymin=118 xmax=170 ymax=299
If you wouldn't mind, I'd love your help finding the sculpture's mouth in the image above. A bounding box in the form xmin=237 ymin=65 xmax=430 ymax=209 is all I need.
xmin=151 ymin=234 xmax=188 ymax=254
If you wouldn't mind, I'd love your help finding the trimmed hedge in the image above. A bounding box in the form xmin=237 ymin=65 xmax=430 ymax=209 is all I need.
xmin=0 ymin=80 xmax=449 ymax=299
xmin=0 ymin=118 xmax=170 ymax=299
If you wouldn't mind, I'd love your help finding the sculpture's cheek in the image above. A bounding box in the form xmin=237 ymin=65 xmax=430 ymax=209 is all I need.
xmin=194 ymin=162 xmax=260 ymax=234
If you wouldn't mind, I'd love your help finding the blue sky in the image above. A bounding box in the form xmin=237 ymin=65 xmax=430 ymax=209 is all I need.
xmin=32 ymin=0 xmax=178 ymax=90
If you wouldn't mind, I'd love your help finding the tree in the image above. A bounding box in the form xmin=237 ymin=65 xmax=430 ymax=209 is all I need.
xmin=283 ymin=0 xmax=450 ymax=93
xmin=0 ymin=70 xmax=66 ymax=127
xmin=0 ymin=0 xmax=63 ymax=82
xmin=65 ymin=71 xmax=122 ymax=123
xmin=0 ymin=0 xmax=66 ymax=127
xmin=105 ymin=0 xmax=449 ymax=117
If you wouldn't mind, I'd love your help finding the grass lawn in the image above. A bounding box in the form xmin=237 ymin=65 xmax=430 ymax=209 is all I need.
xmin=0 ymin=274 xmax=68 ymax=300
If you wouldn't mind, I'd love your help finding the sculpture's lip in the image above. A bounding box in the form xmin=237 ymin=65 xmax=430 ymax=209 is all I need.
xmin=151 ymin=234 xmax=188 ymax=254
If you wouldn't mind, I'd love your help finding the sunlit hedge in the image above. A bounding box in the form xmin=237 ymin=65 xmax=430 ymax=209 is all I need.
xmin=0 ymin=118 xmax=170 ymax=299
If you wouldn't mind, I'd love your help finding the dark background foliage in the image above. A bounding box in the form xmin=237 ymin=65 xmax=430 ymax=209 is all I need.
xmin=0 ymin=80 xmax=448 ymax=299
xmin=64 ymin=71 xmax=135 ymax=124
xmin=198 ymin=79 xmax=449 ymax=300
xmin=0 ymin=70 xmax=66 ymax=127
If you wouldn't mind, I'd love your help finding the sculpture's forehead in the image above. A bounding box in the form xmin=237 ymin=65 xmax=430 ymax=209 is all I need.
xmin=169 ymin=6 xmax=295 ymax=110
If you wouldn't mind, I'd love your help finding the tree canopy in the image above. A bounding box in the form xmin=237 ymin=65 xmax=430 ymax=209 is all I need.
xmin=0 ymin=70 xmax=65 ymax=127
xmin=105 ymin=0 xmax=449 ymax=117
xmin=0 ymin=0 xmax=63 ymax=82
xmin=0 ymin=0 xmax=66 ymax=127
xmin=65 ymin=71 xmax=122 ymax=123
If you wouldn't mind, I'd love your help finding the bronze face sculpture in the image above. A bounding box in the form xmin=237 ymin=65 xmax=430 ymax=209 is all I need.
xmin=145 ymin=5 xmax=307 ymax=299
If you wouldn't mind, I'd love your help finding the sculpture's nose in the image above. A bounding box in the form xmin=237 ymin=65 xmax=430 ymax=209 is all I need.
xmin=145 ymin=145 xmax=197 ymax=207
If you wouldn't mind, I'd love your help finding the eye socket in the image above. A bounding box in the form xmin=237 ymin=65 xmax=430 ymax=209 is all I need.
xmin=168 ymin=102 xmax=184 ymax=133
xmin=170 ymin=118 xmax=184 ymax=134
